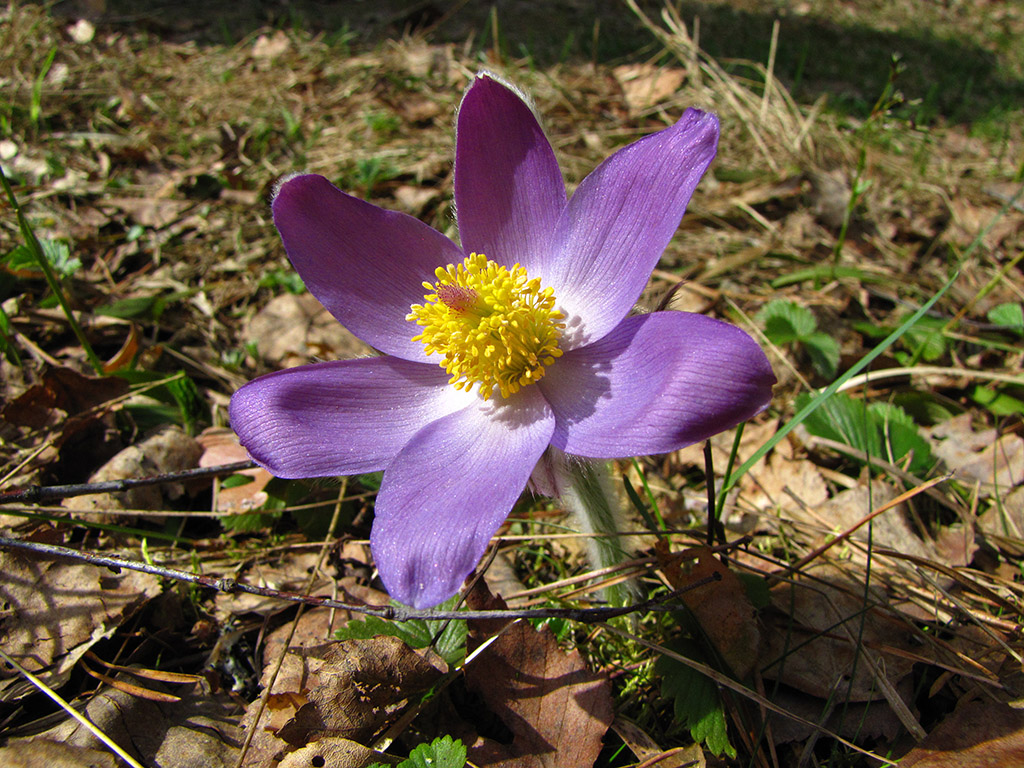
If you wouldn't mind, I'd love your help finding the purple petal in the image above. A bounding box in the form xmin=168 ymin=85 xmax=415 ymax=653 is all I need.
xmin=544 ymin=110 xmax=719 ymax=348
xmin=540 ymin=312 xmax=775 ymax=457
xmin=229 ymin=356 xmax=474 ymax=478
xmin=371 ymin=387 xmax=555 ymax=608
xmin=454 ymin=73 xmax=566 ymax=273
xmin=272 ymin=174 xmax=465 ymax=362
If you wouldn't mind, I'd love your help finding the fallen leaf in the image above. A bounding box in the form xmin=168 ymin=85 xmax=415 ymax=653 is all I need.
xmin=197 ymin=427 xmax=272 ymax=512
xmin=462 ymin=588 xmax=613 ymax=767
xmin=277 ymin=737 xmax=401 ymax=768
xmin=1 ymin=366 xmax=128 ymax=430
xmin=899 ymin=698 xmax=1024 ymax=766
xmin=0 ymin=740 xmax=118 ymax=768
xmin=760 ymin=578 xmax=917 ymax=702
xmin=657 ymin=544 xmax=761 ymax=680
xmin=0 ymin=548 xmax=161 ymax=698
xmin=613 ymin=63 xmax=686 ymax=114
xmin=247 ymin=293 xmax=371 ymax=368
xmin=926 ymin=413 xmax=1024 ymax=493
xmin=239 ymin=635 xmax=446 ymax=767
xmin=16 ymin=678 xmax=240 ymax=767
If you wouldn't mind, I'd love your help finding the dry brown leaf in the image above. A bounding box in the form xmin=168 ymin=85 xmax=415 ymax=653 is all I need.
xmin=247 ymin=293 xmax=371 ymax=368
xmin=761 ymin=578 xmax=917 ymax=702
xmin=0 ymin=548 xmax=161 ymax=699
xmin=462 ymin=593 xmax=613 ymax=768
xmin=0 ymin=740 xmax=119 ymax=768
xmin=1 ymin=365 xmax=128 ymax=430
xmin=277 ymin=737 xmax=401 ymax=768
xmin=899 ymin=698 xmax=1024 ymax=766
xmin=612 ymin=63 xmax=686 ymax=114
xmin=657 ymin=544 xmax=761 ymax=679
xmin=197 ymin=426 xmax=272 ymax=512
xmin=240 ymin=635 xmax=446 ymax=767
xmin=926 ymin=413 xmax=1024 ymax=493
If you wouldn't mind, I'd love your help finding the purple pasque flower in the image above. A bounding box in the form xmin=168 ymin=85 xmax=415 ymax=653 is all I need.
xmin=230 ymin=72 xmax=775 ymax=609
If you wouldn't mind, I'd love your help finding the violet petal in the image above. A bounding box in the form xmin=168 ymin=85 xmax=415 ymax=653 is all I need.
xmin=272 ymin=174 xmax=464 ymax=362
xmin=545 ymin=109 xmax=719 ymax=348
xmin=371 ymin=387 xmax=555 ymax=609
xmin=540 ymin=312 xmax=775 ymax=457
xmin=454 ymin=73 xmax=566 ymax=273
xmin=229 ymin=357 xmax=473 ymax=478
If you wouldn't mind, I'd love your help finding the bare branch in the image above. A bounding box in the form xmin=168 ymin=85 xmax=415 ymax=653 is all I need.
xmin=0 ymin=535 xmax=717 ymax=623
xmin=0 ymin=460 xmax=258 ymax=506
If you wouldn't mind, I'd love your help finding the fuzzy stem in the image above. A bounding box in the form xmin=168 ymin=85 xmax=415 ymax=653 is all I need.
xmin=549 ymin=449 xmax=635 ymax=608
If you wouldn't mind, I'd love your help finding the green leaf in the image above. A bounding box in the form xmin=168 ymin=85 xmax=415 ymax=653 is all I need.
xmin=655 ymin=642 xmax=735 ymax=758
xmin=165 ymin=373 xmax=206 ymax=434
xmin=804 ymin=331 xmax=841 ymax=379
xmin=971 ymin=385 xmax=1024 ymax=417
xmin=799 ymin=391 xmax=881 ymax=459
xmin=988 ymin=302 xmax=1024 ymax=336
xmin=335 ymin=595 xmax=467 ymax=666
xmin=4 ymin=239 xmax=81 ymax=279
xmin=901 ymin=314 xmax=946 ymax=362
xmin=869 ymin=402 xmax=935 ymax=474
xmin=799 ymin=393 xmax=936 ymax=474
xmin=405 ymin=736 xmax=467 ymax=768
xmin=96 ymin=295 xmax=159 ymax=319
xmin=0 ymin=303 xmax=20 ymax=365
xmin=756 ymin=299 xmax=817 ymax=345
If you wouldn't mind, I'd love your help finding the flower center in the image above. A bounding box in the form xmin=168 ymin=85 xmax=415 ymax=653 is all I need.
xmin=407 ymin=253 xmax=564 ymax=400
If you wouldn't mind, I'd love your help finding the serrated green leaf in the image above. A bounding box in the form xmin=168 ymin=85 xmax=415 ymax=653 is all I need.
xmin=655 ymin=643 xmax=735 ymax=758
xmin=405 ymin=735 xmax=466 ymax=768
xmin=798 ymin=391 xmax=881 ymax=459
xmin=988 ymin=302 xmax=1024 ymax=335
xmin=335 ymin=595 xmax=467 ymax=666
xmin=757 ymin=299 xmax=817 ymax=344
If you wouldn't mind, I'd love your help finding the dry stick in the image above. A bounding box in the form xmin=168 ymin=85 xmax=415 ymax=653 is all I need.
xmin=0 ymin=535 xmax=720 ymax=623
xmin=0 ymin=460 xmax=258 ymax=505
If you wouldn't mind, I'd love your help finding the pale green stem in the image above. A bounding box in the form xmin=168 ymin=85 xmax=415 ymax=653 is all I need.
xmin=549 ymin=449 xmax=635 ymax=608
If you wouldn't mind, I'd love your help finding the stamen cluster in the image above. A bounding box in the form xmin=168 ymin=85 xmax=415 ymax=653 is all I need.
xmin=408 ymin=253 xmax=564 ymax=399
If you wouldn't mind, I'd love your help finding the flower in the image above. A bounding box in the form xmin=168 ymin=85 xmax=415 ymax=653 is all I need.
xmin=230 ymin=72 xmax=775 ymax=609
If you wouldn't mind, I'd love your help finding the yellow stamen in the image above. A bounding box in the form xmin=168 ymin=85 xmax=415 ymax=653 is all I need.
xmin=407 ymin=253 xmax=564 ymax=400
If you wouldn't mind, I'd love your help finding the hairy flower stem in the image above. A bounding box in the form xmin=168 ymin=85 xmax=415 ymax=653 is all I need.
xmin=551 ymin=450 xmax=636 ymax=609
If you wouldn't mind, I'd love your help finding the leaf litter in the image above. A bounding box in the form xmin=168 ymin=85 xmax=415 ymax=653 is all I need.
xmin=0 ymin=0 xmax=1023 ymax=765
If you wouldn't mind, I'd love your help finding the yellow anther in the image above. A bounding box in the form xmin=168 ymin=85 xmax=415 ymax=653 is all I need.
xmin=407 ymin=253 xmax=564 ymax=400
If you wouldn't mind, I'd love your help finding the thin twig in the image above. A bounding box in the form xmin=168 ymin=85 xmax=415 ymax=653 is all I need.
xmin=0 ymin=460 xmax=258 ymax=505
xmin=0 ymin=535 xmax=719 ymax=622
